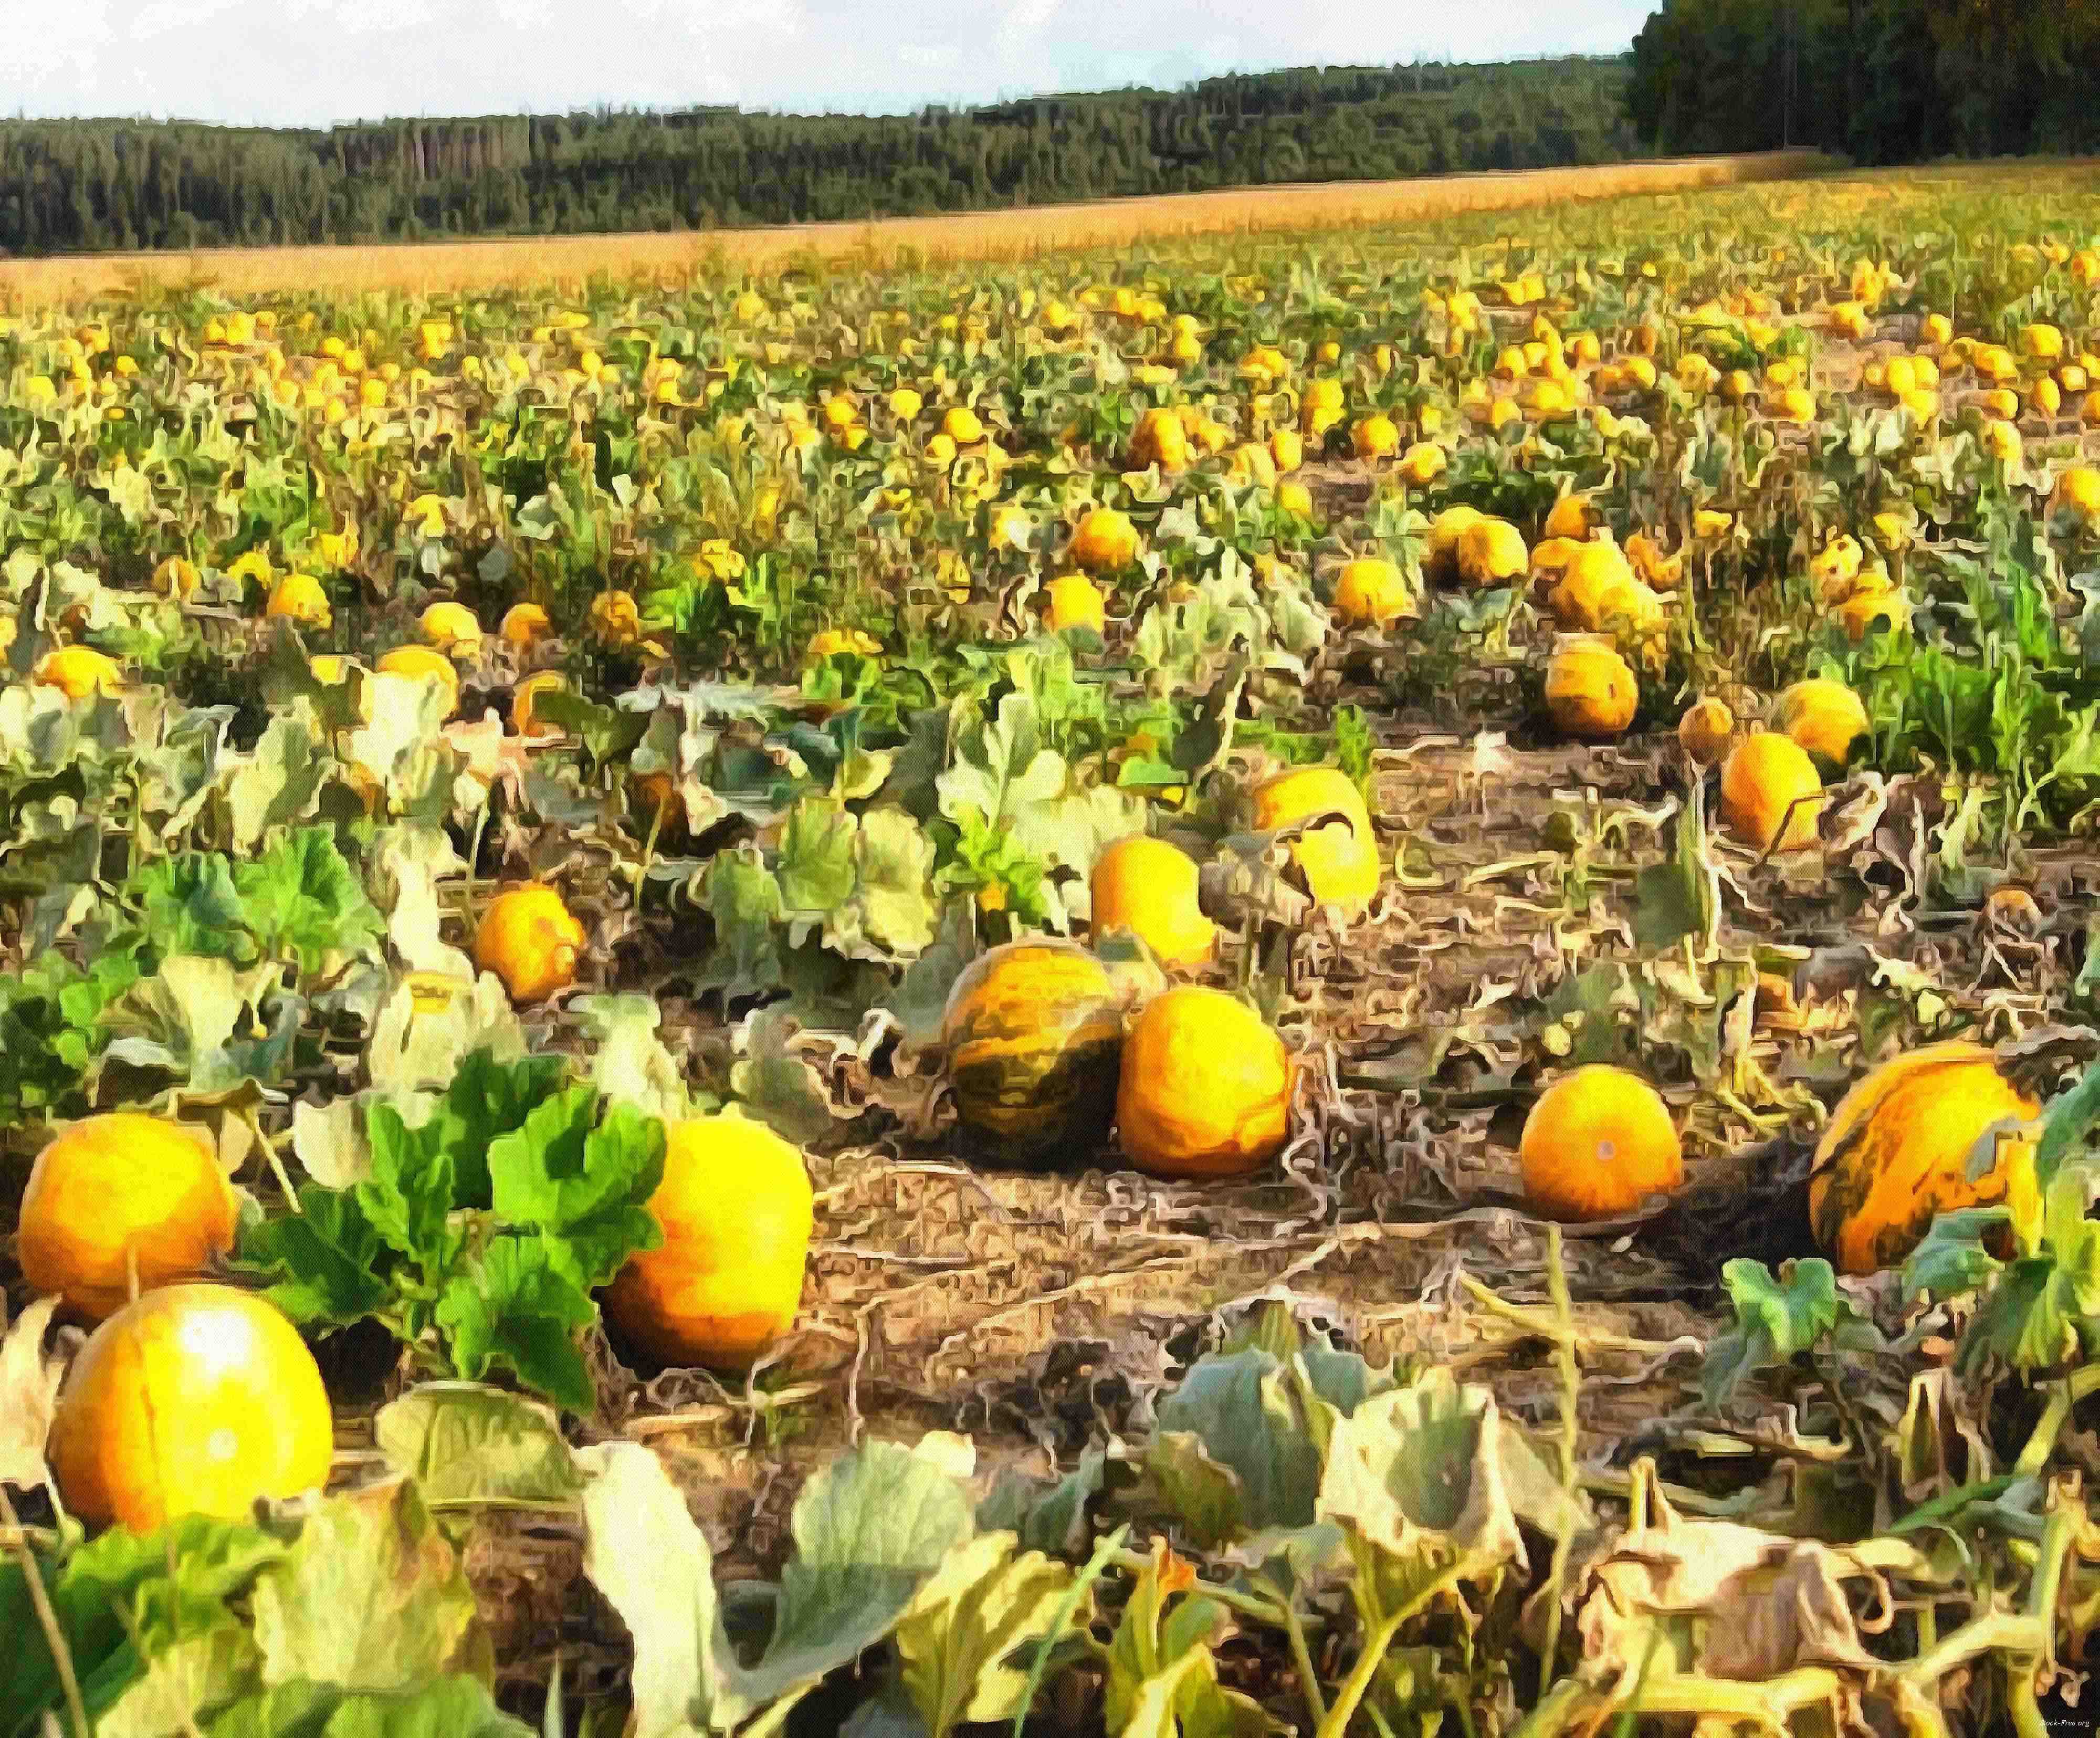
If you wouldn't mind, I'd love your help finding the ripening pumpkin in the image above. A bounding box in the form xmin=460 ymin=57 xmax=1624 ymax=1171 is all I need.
xmin=1776 ymin=678 xmax=1868 ymax=768
xmin=475 ymin=883 xmax=586 ymax=1002
xmin=512 ymin=671 xmax=566 ymax=738
xmin=1544 ymin=638 xmax=1638 ymax=739
xmin=34 ymin=646 xmax=122 ymax=699
xmin=419 ymin=600 xmax=482 ymax=654
xmin=1131 ymin=406 xmax=1190 ymax=471
xmin=1352 ymin=414 xmax=1401 ymax=459
xmin=19 ymin=1115 xmax=238 ymax=1321
xmin=605 ymin=1111 xmax=812 ymax=1369
xmin=1677 ymin=697 xmax=1735 ymax=766
xmin=1423 ymin=505 xmax=1487 ymax=585
xmin=2051 ymin=465 xmax=2100 ymax=526
xmin=1518 ymin=1065 xmax=1683 ymax=1222
xmin=1547 ymin=539 xmax=1645 ymax=631
xmin=943 ymin=939 xmax=1149 ymax=1165
xmin=375 ymin=644 xmax=460 ymax=718
xmin=1072 ymin=508 xmax=1140 ymax=573
xmin=1542 ymin=493 xmax=1595 ymax=541
xmin=1719 ymin=731 xmax=1823 ymax=853
xmin=1091 ymin=835 xmax=1215 ymax=968
xmin=47 ymin=1284 xmax=334 ymax=1532
xmin=1808 ymin=1041 xmax=2040 ymax=1274
xmin=1117 ymin=986 xmax=1292 ymax=1179
xmin=500 ymin=602 xmax=552 ymax=650
xmin=1332 ymin=558 xmax=1412 ymax=627
xmin=1457 ymin=517 xmax=1528 ymax=587
xmin=265 ymin=573 xmax=331 ymax=630
xmin=1045 ymin=574 xmax=1107 ymax=635
xmin=1251 ymin=766 xmax=1380 ymax=914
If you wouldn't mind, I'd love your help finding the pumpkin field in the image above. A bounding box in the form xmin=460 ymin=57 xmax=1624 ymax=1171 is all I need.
xmin=13 ymin=158 xmax=2100 ymax=1737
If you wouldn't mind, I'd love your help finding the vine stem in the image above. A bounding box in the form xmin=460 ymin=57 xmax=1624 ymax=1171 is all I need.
xmin=1255 ymin=1571 xmax=1329 ymax=1732
xmin=0 ymin=1486 xmax=89 ymax=1738
xmin=1536 ymin=1224 xmax=1583 ymax=1706
xmin=1315 ymin=1566 xmax=1466 ymax=1738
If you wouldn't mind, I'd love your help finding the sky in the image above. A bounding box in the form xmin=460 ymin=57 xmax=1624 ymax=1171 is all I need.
xmin=5 ymin=0 xmax=1656 ymax=129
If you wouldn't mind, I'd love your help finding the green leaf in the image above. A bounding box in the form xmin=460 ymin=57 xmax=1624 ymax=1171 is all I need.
xmin=416 ymin=1048 xmax=572 ymax=1213
xmin=2035 ymin=1058 xmax=2100 ymax=1185
xmin=249 ymin=1479 xmax=480 ymax=1694
xmin=776 ymin=796 xmax=859 ymax=915
xmin=573 ymin=993 xmax=699 ymax=1123
xmin=374 ymin=1384 xmax=584 ymax=1510
xmin=723 ymin=1440 xmax=975 ymax=1715
xmin=1146 ymin=1349 xmax=1324 ymax=1547
xmin=358 ymin=1100 xmax=462 ymax=1270
xmin=893 ymin=1532 xmax=1079 ymax=1738
xmin=694 ymin=845 xmax=787 ymax=1004
xmin=975 ymin=1449 xmax=1106 ymax=1558
xmin=729 ymin=1009 xmax=837 ymax=1147
xmin=228 ymin=715 xmax=327 ymax=852
xmin=1903 ymin=1208 xmax=2011 ymax=1307
xmin=487 ymin=1090 xmax=665 ymax=1291
xmin=239 ymin=1187 xmax=393 ymax=1328
xmin=238 ymin=828 xmax=385 ymax=979
xmin=434 ymin=1238 xmax=597 ymax=1413
xmin=98 ymin=1619 xmax=264 ymax=1738
xmin=831 ymin=807 xmax=937 ymax=962
xmin=203 ymin=1676 xmax=531 ymax=1738
xmin=1701 ymin=1258 xmax=1851 ymax=1405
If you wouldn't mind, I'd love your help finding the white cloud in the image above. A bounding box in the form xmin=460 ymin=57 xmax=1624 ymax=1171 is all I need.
xmin=0 ymin=0 xmax=1654 ymax=125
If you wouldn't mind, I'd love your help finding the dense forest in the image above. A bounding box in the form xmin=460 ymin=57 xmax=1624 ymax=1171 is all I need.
xmin=1628 ymin=0 xmax=2100 ymax=161
xmin=0 ymin=59 xmax=1638 ymax=257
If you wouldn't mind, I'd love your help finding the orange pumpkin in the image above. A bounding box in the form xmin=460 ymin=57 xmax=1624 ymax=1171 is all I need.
xmin=1719 ymin=732 xmax=1823 ymax=852
xmin=1091 ymin=835 xmax=1216 ymax=968
xmin=47 ymin=1284 xmax=335 ymax=1531
xmin=1117 ymin=986 xmax=1292 ymax=1179
xmin=1519 ymin=1066 xmax=1684 ymax=1221
xmin=18 ymin=1115 xmax=238 ymax=1321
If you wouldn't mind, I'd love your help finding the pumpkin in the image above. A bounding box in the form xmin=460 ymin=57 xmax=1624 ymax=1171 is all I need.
xmin=1776 ymin=678 xmax=1868 ymax=768
xmin=1117 ymin=986 xmax=1291 ymax=1179
xmin=605 ymin=1111 xmax=812 ymax=1369
xmin=1130 ymin=407 xmax=1189 ymax=471
xmin=942 ymin=406 xmax=985 ymax=445
xmin=1398 ymin=442 xmax=1446 ymax=485
xmin=1352 ymin=414 xmax=1400 ymax=459
xmin=418 ymin=600 xmax=482 ymax=654
xmin=34 ymin=646 xmax=122 ymax=699
xmin=1677 ymin=697 xmax=1735 ymax=766
xmin=1457 ymin=517 xmax=1529 ymax=587
xmin=375 ymin=644 xmax=460 ymax=718
xmin=1423 ymin=505 xmax=1486 ymax=584
xmin=1250 ymin=766 xmax=1380 ymax=914
xmin=475 ymin=883 xmax=586 ymax=1002
xmin=1269 ymin=430 xmax=1304 ymax=474
xmin=1547 ymin=540 xmax=1651 ymax=633
xmin=264 ymin=573 xmax=331 ymax=630
xmin=1091 ymin=835 xmax=1215 ymax=968
xmin=1072 ymin=508 xmax=1140 ymax=573
xmin=1332 ymin=558 xmax=1413 ymax=627
xmin=19 ymin=1115 xmax=238 ymax=1321
xmin=1045 ymin=574 xmax=1107 ymax=635
xmin=943 ymin=939 xmax=1145 ymax=1165
xmin=47 ymin=1284 xmax=334 ymax=1532
xmin=1719 ymin=731 xmax=1823 ymax=852
xmin=512 ymin=671 xmax=566 ymax=738
xmin=2051 ymin=466 xmax=2100 ymax=525
xmin=1808 ymin=1041 xmax=2040 ymax=1274
xmin=1519 ymin=1065 xmax=1684 ymax=1221
xmin=1276 ymin=480 xmax=1314 ymax=518
xmin=1542 ymin=493 xmax=1595 ymax=541
xmin=1544 ymin=638 xmax=1638 ymax=740
xmin=1837 ymin=587 xmax=1910 ymax=642
xmin=500 ymin=602 xmax=552 ymax=650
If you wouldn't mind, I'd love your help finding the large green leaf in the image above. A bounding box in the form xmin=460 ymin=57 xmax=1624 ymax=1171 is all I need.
xmin=892 ymin=1532 xmax=1078 ymax=1737
xmin=374 ymin=1385 xmax=584 ymax=1511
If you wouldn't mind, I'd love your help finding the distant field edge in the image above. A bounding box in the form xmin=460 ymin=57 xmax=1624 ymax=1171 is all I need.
xmin=0 ymin=150 xmax=1843 ymax=310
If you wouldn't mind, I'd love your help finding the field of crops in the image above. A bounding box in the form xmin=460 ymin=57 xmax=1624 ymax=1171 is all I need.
xmin=12 ymin=158 xmax=2100 ymax=1737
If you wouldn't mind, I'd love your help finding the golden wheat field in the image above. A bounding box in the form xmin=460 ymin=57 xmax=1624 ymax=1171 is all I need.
xmin=0 ymin=149 xmax=1838 ymax=310
xmin=14 ymin=155 xmax=2100 ymax=1737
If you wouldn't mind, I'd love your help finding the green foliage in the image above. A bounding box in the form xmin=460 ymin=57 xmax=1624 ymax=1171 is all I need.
xmin=238 ymin=1050 xmax=666 ymax=1412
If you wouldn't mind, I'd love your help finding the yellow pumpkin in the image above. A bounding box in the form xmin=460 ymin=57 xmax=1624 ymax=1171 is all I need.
xmin=18 ymin=1115 xmax=238 ymax=1321
xmin=48 ymin=1284 xmax=334 ymax=1532
xmin=500 ymin=601 xmax=552 ymax=650
xmin=1544 ymin=638 xmax=1639 ymax=739
xmin=1776 ymin=678 xmax=1868 ymax=768
xmin=2051 ymin=465 xmax=2100 ymax=525
xmin=34 ymin=646 xmax=122 ymax=699
xmin=1677 ymin=697 xmax=1735 ymax=766
xmin=942 ymin=939 xmax=1152 ymax=1165
xmin=265 ymin=572 xmax=331 ymax=630
xmin=419 ymin=600 xmax=482 ymax=654
xmin=1091 ymin=835 xmax=1215 ymax=968
xmin=1332 ymin=558 xmax=1413 ymax=627
xmin=605 ymin=1111 xmax=812 ymax=1369
xmin=1719 ymin=732 xmax=1823 ymax=853
xmin=1423 ymin=505 xmax=1487 ymax=585
xmin=1117 ymin=986 xmax=1292 ymax=1179
xmin=1808 ymin=1042 xmax=2040 ymax=1274
xmin=1352 ymin=414 xmax=1401 ymax=459
xmin=1542 ymin=493 xmax=1595 ymax=541
xmin=1519 ymin=1065 xmax=1683 ymax=1221
xmin=1456 ymin=517 xmax=1529 ymax=587
xmin=1130 ymin=406 xmax=1190 ymax=470
xmin=375 ymin=644 xmax=460 ymax=718
xmin=1045 ymin=574 xmax=1107 ymax=635
xmin=1250 ymin=766 xmax=1380 ymax=914
xmin=1071 ymin=508 xmax=1141 ymax=573
xmin=1547 ymin=539 xmax=1646 ymax=632
xmin=474 ymin=883 xmax=586 ymax=1001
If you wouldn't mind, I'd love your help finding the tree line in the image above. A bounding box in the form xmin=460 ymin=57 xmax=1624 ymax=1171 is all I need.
xmin=1628 ymin=0 xmax=2100 ymax=162
xmin=0 ymin=59 xmax=1637 ymax=256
